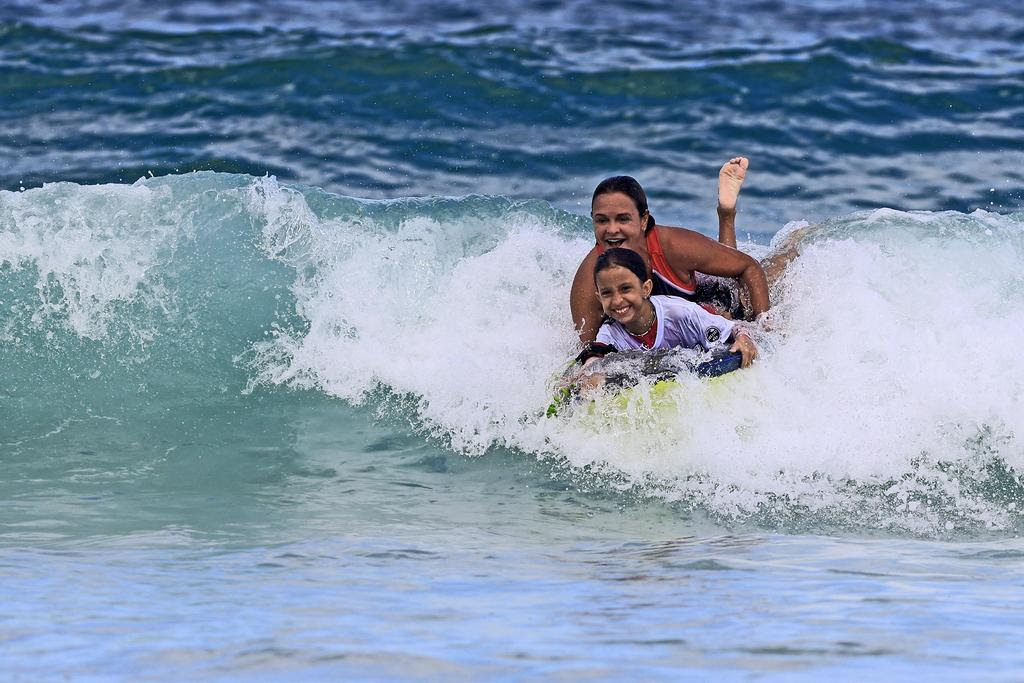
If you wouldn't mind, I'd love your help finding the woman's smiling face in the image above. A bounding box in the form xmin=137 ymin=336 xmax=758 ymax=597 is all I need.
xmin=591 ymin=191 xmax=648 ymax=253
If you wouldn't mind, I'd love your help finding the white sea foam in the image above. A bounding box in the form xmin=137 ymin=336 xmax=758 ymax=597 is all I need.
xmin=245 ymin=176 xmax=582 ymax=451
xmin=15 ymin=175 xmax=1016 ymax=532
xmin=0 ymin=180 xmax=178 ymax=340
xmin=246 ymin=179 xmax=1024 ymax=531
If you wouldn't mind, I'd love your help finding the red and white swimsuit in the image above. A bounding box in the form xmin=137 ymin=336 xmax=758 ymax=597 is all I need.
xmin=643 ymin=229 xmax=699 ymax=298
xmin=598 ymin=229 xmax=742 ymax=317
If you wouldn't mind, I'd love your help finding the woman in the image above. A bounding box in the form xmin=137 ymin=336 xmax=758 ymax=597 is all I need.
xmin=570 ymin=158 xmax=770 ymax=342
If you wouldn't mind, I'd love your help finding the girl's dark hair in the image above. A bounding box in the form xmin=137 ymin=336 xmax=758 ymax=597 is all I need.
xmin=592 ymin=175 xmax=655 ymax=232
xmin=594 ymin=247 xmax=650 ymax=285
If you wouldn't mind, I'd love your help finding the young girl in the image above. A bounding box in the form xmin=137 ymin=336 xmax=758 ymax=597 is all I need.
xmin=581 ymin=247 xmax=757 ymax=369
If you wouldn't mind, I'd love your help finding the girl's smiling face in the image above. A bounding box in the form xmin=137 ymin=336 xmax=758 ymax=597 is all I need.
xmin=595 ymin=264 xmax=654 ymax=332
xmin=591 ymin=191 xmax=648 ymax=253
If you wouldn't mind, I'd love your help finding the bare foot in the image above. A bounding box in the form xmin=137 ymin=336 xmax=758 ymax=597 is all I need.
xmin=718 ymin=156 xmax=748 ymax=212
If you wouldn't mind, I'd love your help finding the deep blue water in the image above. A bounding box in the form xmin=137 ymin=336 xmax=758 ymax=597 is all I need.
xmin=4 ymin=0 xmax=1023 ymax=230
xmin=3 ymin=1 xmax=1024 ymax=679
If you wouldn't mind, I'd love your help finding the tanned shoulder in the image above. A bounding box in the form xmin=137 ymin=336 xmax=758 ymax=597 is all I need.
xmin=570 ymin=245 xmax=604 ymax=341
xmin=652 ymin=224 xmax=708 ymax=273
xmin=571 ymin=245 xmax=601 ymax=290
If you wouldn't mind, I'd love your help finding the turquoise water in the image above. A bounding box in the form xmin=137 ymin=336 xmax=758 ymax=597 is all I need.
xmin=3 ymin=2 xmax=1024 ymax=679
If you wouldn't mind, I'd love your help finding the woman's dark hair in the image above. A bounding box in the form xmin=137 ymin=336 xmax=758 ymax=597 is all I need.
xmin=594 ymin=247 xmax=650 ymax=285
xmin=592 ymin=175 xmax=655 ymax=232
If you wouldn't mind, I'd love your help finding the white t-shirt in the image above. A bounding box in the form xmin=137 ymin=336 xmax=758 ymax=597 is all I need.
xmin=595 ymin=295 xmax=734 ymax=352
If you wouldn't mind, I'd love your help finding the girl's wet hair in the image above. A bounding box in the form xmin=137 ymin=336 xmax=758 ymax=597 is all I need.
xmin=594 ymin=247 xmax=650 ymax=285
xmin=592 ymin=175 xmax=656 ymax=231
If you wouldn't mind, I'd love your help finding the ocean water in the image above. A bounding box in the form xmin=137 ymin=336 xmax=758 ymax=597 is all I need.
xmin=2 ymin=1 xmax=1024 ymax=679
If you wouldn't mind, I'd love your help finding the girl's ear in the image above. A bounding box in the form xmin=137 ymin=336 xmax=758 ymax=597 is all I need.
xmin=642 ymin=278 xmax=653 ymax=298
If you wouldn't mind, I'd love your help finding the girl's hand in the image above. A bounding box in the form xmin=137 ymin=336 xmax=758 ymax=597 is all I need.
xmin=555 ymin=355 xmax=605 ymax=394
xmin=730 ymin=331 xmax=758 ymax=368
xmin=572 ymin=358 xmax=607 ymax=396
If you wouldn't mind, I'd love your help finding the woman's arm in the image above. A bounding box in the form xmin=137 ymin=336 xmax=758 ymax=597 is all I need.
xmin=569 ymin=246 xmax=603 ymax=342
xmin=659 ymin=227 xmax=770 ymax=317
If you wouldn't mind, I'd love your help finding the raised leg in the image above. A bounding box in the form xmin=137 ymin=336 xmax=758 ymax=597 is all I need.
xmin=717 ymin=156 xmax=748 ymax=248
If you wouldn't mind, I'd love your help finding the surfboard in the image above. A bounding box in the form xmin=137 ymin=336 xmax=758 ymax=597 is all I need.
xmin=546 ymin=347 xmax=742 ymax=417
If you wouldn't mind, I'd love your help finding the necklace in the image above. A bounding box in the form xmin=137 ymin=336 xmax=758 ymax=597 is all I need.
xmin=628 ymin=305 xmax=657 ymax=338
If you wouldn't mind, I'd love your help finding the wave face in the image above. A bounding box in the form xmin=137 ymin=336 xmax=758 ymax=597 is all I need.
xmin=3 ymin=173 xmax=1022 ymax=535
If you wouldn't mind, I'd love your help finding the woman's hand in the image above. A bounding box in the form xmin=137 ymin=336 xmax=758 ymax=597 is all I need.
xmin=730 ymin=331 xmax=758 ymax=368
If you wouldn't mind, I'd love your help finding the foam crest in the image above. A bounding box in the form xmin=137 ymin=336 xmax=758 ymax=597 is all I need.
xmin=239 ymin=186 xmax=1024 ymax=533
xmin=547 ymin=210 xmax=1024 ymax=531
xmin=245 ymin=178 xmax=584 ymax=452
xmin=0 ymin=180 xmax=177 ymax=340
